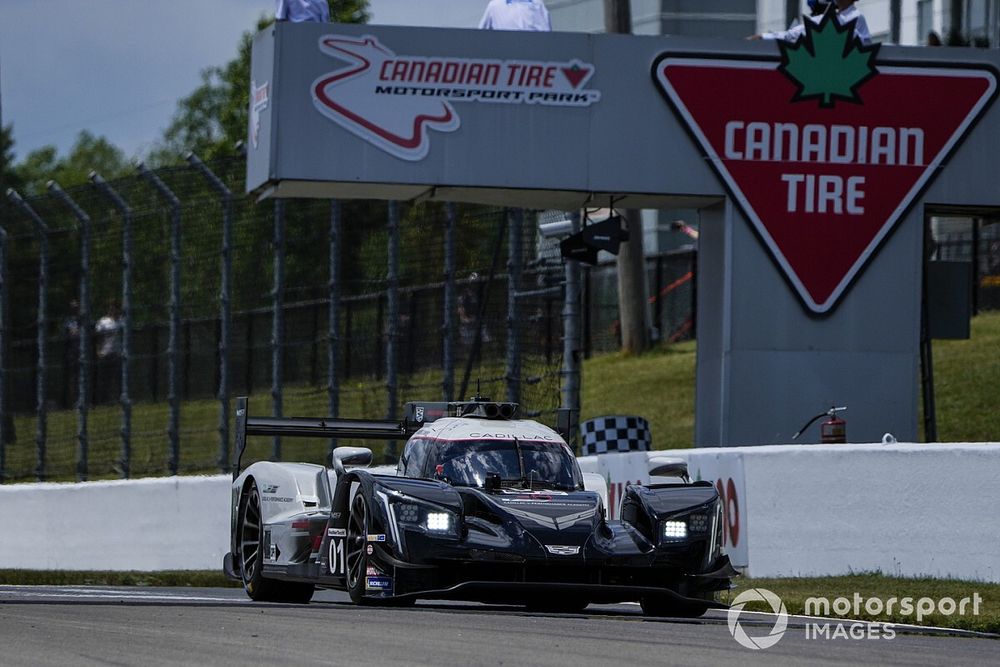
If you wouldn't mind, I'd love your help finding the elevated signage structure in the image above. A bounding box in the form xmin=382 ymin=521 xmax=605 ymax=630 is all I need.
xmin=654 ymin=15 xmax=997 ymax=313
xmin=249 ymin=23 xmax=1000 ymax=445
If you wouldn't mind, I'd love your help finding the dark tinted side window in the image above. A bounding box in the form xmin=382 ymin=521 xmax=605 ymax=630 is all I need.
xmin=403 ymin=438 xmax=430 ymax=478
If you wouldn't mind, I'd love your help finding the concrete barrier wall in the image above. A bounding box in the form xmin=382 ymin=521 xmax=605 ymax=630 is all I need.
xmin=0 ymin=475 xmax=230 ymax=571
xmin=733 ymin=442 xmax=1000 ymax=582
xmin=2 ymin=443 xmax=999 ymax=580
xmin=582 ymin=443 xmax=1000 ymax=583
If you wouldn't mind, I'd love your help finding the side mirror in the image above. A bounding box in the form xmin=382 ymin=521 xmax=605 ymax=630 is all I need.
xmin=332 ymin=446 xmax=373 ymax=474
xmin=648 ymin=456 xmax=690 ymax=482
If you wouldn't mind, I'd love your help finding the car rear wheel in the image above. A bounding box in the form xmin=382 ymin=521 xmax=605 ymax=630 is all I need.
xmin=238 ymin=480 xmax=314 ymax=603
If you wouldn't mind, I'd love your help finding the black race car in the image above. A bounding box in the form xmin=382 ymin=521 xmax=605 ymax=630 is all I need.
xmin=224 ymin=396 xmax=736 ymax=615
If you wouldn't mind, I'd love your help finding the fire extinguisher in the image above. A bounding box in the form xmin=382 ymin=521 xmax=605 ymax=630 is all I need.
xmin=793 ymin=406 xmax=847 ymax=444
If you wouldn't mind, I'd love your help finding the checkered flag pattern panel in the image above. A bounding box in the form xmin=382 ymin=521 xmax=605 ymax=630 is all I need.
xmin=581 ymin=415 xmax=652 ymax=456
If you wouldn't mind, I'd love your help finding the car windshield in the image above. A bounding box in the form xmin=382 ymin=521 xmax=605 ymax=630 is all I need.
xmin=431 ymin=439 xmax=582 ymax=491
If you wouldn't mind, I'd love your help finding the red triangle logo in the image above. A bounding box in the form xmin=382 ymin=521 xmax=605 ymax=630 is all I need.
xmin=654 ymin=54 xmax=997 ymax=313
xmin=562 ymin=64 xmax=591 ymax=89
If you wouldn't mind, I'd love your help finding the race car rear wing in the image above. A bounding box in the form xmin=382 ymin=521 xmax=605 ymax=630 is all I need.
xmin=233 ymin=396 xmax=533 ymax=479
xmin=232 ymin=396 xmax=417 ymax=479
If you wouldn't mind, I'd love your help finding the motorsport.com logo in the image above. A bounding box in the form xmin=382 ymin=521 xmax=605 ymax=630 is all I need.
xmin=727 ymin=587 xmax=984 ymax=649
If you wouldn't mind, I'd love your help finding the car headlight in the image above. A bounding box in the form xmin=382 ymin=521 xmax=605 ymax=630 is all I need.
xmin=388 ymin=497 xmax=459 ymax=537
xmin=687 ymin=512 xmax=711 ymax=536
xmin=661 ymin=520 xmax=688 ymax=541
xmin=425 ymin=512 xmax=452 ymax=532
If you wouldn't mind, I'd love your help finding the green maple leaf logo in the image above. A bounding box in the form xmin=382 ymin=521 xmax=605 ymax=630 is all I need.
xmin=778 ymin=10 xmax=880 ymax=107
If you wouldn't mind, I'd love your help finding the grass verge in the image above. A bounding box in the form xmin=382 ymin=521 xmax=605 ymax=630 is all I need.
xmin=4 ymin=312 xmax=998 ymax=480
xmin=581 ymin=311 xmax=1000 ymax=448
xmin=0 ymin=569 xmax=239 ymax=588
xmin=734 ymin=573 xmax=1000 ymax=635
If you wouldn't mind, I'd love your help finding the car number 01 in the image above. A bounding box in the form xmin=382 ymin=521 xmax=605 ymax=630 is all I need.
xmin=329 ymin=538 xmax=345 ymax=575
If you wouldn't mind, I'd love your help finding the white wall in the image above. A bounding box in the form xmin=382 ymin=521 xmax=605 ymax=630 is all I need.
xmin=735 ymin=442 xmax=1000 ymax=581
xmin=584 ymin=442 xmax=1000 ymax=582
xmin=2 ymin=443 xmax=999 ymax=580
xmin=0 ymin=475 xmax=230 ymax=571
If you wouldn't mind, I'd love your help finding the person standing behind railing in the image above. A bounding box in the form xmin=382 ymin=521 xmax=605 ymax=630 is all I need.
xmin=94 ymin=302 xmax=123 ymax=405
xmin=749 ymin=0 xmax=871 ymax=46
xmin=479 ymin=0 xmax=552 ymax=32
xmin=275 ymin=0 xmax=330 ymax=23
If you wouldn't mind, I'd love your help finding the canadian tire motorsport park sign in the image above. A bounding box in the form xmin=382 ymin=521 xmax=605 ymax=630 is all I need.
xmin=250 ymin=22 xmax=1000 ymax=443
xmin=655 ymin=15 xmax=996 ymax=314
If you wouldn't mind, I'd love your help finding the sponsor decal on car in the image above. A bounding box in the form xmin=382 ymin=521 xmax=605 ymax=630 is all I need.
xmin=261 ymin=484 xmax=279 ymax=494
xmin=328 ymin=528 xmax=347 ymax=538
xmin=367 ymin=534 xmax=387 ymax=542
xmin=329 ymin=538 xmax=345 ymax=575
xmin=366 ymin=576 xmax=393 ymax=591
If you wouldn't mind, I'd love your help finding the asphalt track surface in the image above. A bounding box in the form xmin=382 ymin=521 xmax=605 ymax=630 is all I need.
xmin=0 ymin=586 xmax=995 ymax=666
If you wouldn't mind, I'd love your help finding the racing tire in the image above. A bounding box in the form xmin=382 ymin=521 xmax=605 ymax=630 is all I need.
xmin=640 ymin=596 xmax=709 ymax=618
xmin=346 ymin=493 xmax=371 ymax=604
xmin=238 ymin=479 xmax=315 ymax=604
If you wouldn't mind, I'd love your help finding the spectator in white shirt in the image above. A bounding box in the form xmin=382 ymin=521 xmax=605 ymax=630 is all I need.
xmin=276 ymin=0 xmax=330 ymax=23
xmin=479 ymin=0 xmax=552 ymax=32
xmin=751 ymin=0 xmax=871 ymax=46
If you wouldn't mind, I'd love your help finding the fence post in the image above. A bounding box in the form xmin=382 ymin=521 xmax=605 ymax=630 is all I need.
xmin=91 ymin=173 xmax=133 ymax=478
xmin=328 ymin=200 xmax=341 ymax=456
xmin=7 ymin=190 xmax=49 ymax=481
xmin=506 ymin=208 xmax=523 ymax=404
xmin=138 ymin=164 xmax=181 ymax=476
xmin=971 ymin=218 xmax=980 ymax=316
xmin=186 ymin=154 xmax=232 ymax=474
xmin=385 ymin=201 xmax=400 ymax=463
xmin=561 ymin=210 xmax=583 ymax=449
xmin=272 ymin=199 xmax=285 ymax=461
xmin=0 ymin=224 xmax=6 ymax=483
xmin=49 ymin=181 xmax=92 ymax=482
xmin=442 ymin=203 xmax=456 ymax=402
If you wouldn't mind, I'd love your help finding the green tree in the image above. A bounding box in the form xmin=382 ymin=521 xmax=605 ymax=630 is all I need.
xmin=12 ymin=130 xmax=128 ymax=195
xmin=0 ymin=123 xmax=24 ymax=195
xmin=151 ymin=1 xmax=369 ymax=165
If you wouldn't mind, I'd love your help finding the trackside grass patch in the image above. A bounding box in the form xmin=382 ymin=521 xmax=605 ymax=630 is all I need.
xmin=0 ymin=570 xmax=240 ymax=588
xmin=733 ymin=573 xmax=1000 ymax=635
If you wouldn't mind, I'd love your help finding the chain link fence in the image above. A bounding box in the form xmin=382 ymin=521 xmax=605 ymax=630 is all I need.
xmin=0 ymin=155 xmax=569 ymax=483
xmin=9 ymin=160 xmax=993 ymax=485
xmin=582 ymin=250 xmax=696 ymax=356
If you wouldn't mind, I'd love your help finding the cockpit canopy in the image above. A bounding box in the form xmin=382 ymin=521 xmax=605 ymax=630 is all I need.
xmin=398 ymin=437 xmax=583 ymax=491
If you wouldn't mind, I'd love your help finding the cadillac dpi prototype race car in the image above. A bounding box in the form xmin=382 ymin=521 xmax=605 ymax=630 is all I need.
xmin=224 ymin=396 xmax=736 ymax=615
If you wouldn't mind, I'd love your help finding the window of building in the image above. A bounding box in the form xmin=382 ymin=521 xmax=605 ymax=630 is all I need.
xmin=917 ymin=0 xmax=934 ymax=41
xmin=968 ymin=0 xmax=988 ymax=41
